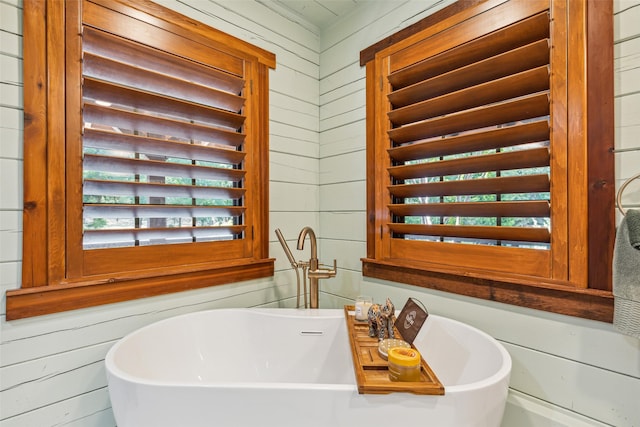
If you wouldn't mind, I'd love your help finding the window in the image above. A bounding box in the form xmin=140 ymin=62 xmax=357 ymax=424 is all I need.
xmin=7 ymin=0 xmax=275 ymax=320
xmin=361 ymin=0 xmax=614 ymax=322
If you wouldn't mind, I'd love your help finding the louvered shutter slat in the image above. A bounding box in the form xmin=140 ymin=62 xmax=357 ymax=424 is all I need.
xmin=84 ymin=154 xmax=245 ymax=182
xmin=388 ymin=224 xmax=551 ymax=244
xmin=389 ymin=201 xmax=550 ymax=218
xmin=388 ymin=66 xmax=550 ymax=127
xmin=83 ymin=226 xmax=246 ymax=245
xmin=389 ymin=175 xmax=550 ymax=199
xmin=83 ymin=53 xmax=245 ymax=112
xmin=388 ymin=93 xmax=550 ymax=144
xmin=83 ymin=104 xmax=245 ymax=147
xmin=388 ymin=121 xmax=550 ymax=162
xmin=84 ymin=180 xmax=244 ymax=200
xmin=388 ymin=147 xmax=550 ymax=181
xmin=388 ymin=40 xmax=550 ymax=109
xmin=84 ymin=205 xmax=244 ymax=219
xmin=83 ymin=78 xmax=245 ymax=130
xmin=84 ymin=129 xmax=245 ymax=165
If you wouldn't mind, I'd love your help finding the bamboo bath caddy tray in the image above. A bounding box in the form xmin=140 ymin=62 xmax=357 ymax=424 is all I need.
xmin=344 ymin=305 xmax=444 ymax=395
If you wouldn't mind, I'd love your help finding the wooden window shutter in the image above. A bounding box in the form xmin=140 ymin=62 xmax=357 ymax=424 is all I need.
xmin=386 ymin=15 xmax=551 ymax=246
xmin=8 ymin=0 xmax=276 ymax=319
xmin=361 ymin=0 xmax=615 ymax=321
xmin=377 ymin=0 xmax=554 ymax=278
xmin=63 ymin=0 xmax=266 ymax=277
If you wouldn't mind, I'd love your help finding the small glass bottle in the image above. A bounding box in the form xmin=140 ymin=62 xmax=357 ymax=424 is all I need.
xmin=388 ymin=347 xmax=421 ymax=382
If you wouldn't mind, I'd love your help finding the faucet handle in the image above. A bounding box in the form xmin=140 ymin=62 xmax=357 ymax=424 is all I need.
xmin=324 ymin=259 xmax=337 ymax=274
xmin=309 ymin=259 xmax=337 ymax=279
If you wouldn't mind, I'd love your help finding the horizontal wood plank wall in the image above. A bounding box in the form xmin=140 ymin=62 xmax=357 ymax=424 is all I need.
xmin=2 ymin=0 xmax=640 ymax=425
xmin=615 ymin=0 xmax=640 ymax=220
xmin=319 ymin=0 xmax=640 ymax=426
xmin=0 ymin=0 xmax=320 ymax=425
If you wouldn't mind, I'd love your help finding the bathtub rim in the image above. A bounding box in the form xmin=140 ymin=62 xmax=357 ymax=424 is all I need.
xmin=104 ymin=307 xmax=511 ymax=394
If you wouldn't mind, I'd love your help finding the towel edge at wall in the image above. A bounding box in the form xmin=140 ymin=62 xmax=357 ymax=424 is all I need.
xmin=627 ymin=208 xmax=640 ymax=249
xmin=613 ymin=209 xmax=640 ymax=339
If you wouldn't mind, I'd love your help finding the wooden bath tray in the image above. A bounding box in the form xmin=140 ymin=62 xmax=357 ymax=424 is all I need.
xmin=344 ymin=305 xmax=444 ymax=395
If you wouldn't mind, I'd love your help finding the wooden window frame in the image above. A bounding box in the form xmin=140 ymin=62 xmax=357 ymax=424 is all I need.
xmin=7 ymin=0 xmax=276 ymax=320
xmin=361 ymin=0 xmax=615 ymax=322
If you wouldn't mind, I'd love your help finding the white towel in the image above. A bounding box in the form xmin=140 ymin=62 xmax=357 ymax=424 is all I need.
xmin=612 ymin=212 xmax=640 ymax=338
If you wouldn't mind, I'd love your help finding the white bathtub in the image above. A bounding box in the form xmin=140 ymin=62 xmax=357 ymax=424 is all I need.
xmin=105 ymin=308 xmax=511 ymax=427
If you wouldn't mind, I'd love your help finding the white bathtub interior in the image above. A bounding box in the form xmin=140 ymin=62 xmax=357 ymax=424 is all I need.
xmin=111 ymin=309 xmax=355 ymax=385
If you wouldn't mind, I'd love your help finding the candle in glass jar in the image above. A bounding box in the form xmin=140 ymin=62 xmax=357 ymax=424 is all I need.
xmin=355 ymin=296 xmax=373 ymax=321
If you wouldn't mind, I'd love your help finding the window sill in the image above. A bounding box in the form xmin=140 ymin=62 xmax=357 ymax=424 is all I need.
xmin=6 ymin=259 xmax=274 ymax=320
xmin=362 ymin=258 xmax=613 ymax=323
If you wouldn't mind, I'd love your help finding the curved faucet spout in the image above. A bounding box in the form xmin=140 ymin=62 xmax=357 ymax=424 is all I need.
xmin=297 ymin=226 xmax=317 ymax=259
xmin=295 ymin=226 xmax=336 ymax=309
xmin=297 ymin=227 xmax=320 ymax=309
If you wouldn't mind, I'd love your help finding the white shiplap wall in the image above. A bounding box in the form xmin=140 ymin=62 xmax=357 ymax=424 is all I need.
xmin=318 ymin=1 xmax=640 ymax=427
xmin=0 ymin=0 xmax=320 ymax=425
xmin=616 ymin=0 xmax=640 ymax=216
xmin=1 ymin=0 xmax=640 ymax=426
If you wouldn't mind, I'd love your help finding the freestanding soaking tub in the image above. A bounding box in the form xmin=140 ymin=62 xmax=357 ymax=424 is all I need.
xmin=105 ymin=308 xmax=511 ymax=427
